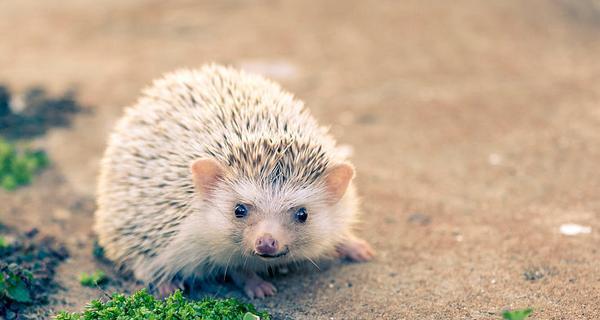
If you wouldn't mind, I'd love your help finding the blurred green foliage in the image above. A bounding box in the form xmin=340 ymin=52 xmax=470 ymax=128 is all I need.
xmin=79 ymin=270 xmax=108 ymax=287
xmin=0 ymin=236 xmax=8 ymax=250
xmin=503 ymin=308 xmax=533 ymax=320
xmin=0 ymin=137 xmax=48 ymax=190
xmin=1 ymin=263 xmax=34 ymax=305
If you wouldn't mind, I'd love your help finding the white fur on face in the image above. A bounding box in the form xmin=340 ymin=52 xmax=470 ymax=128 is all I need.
xmin=224 ymin=177 xmax=353 ymax=263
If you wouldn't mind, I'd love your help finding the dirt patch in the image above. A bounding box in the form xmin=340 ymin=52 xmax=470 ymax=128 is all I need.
xmin=0 ymin=85 xmax=83 ymax=140
xmin=0 ymin=225 xmax=68 ymax=319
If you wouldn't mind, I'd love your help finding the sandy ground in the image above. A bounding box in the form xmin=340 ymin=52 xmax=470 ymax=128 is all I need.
xmin=1 ymin=0 xmax=600 ymax=319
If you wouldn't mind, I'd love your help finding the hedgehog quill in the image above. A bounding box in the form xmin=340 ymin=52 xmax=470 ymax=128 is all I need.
xmin=94 ymin=64 xmax=374 ymax=298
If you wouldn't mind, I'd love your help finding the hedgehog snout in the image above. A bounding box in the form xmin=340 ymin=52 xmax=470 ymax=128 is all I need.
xmin=247 ymin=220 xmax=289 ymax=258
xmin=255 ymin=233 xmax=279 ymax=256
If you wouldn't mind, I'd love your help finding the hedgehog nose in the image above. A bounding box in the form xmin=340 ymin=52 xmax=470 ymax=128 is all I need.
xmin=255 ymin=234 xmax=279 ymax=256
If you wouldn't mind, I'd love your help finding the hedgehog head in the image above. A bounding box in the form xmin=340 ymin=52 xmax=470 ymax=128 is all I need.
xmin=189 ymin=138 xmax=355 ymax=266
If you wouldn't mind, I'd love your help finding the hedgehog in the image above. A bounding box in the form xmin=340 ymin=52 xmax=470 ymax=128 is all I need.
xmin=94 ymin=64 xmax=374 ymax=298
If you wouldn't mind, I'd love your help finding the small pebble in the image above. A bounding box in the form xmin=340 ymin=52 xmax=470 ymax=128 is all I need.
xmin=407 ymin=213 xmax=431 ymax=226
xmin=357 ymin=114 xmax=378 ymax=124
xmin=488 ymin=153 xmax=502 ymax=166
xmin=25 ymin=228 xmax=38 ymax=238
xmin=559 ymin=223 xmax=592 ymax=236
xmin=6 ymin=310 xmax=17 ymax=319
xmin=9 ymin=94 xmax=26 ymax=113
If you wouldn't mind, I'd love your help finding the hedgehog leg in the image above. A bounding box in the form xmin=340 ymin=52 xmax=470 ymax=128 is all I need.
xmin=155 ymin=279 xmax=185 ymax=298
xmin=336 ymin=233 xmax=375 ymax=262
xmin=230 ymin=270 xmax=277 ymax=299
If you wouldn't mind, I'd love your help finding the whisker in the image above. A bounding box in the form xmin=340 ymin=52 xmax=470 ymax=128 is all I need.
xmin=304 ymin=255 xmax=321 ymax=271
xmin=223 ymin=252 xmax=235 ymax=281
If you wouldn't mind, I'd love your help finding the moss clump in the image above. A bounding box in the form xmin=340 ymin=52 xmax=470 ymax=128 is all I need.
xmin=55 ymin=289 xmax=271 ymax=320
xmin=0 ymin=138 xmax=48 ymax=191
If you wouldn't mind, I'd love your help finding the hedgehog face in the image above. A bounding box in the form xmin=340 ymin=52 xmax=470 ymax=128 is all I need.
xmin=218 ymin=164 xmax=356 ymax=265
xmin=192 ymin=158 xmax=356 ymax=267
xmin=230 ymin=181 xmax=327 ymax=262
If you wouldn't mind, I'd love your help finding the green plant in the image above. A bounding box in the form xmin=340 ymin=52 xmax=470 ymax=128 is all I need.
xmin=502 ymin=308 xmax=533 ymax=320
xmin=0 ymin=138 xmax=48 ymax=191
xmin=55 ymin=289 xmax=270 ymax=320
xmin=0 ymin=228 xmax=68 ymax=317
xmin=79 ymin=270 xmax=107 ymax=287
xmin=0 ymin=263 xmax=33 ymax=304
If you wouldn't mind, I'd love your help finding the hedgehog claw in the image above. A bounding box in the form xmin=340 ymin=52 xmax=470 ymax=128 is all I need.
xmin=231 ymin=270 xmax=276 ymax=299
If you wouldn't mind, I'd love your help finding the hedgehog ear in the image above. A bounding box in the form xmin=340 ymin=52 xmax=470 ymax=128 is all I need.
xmin=191 ymin=158 xmax=224 ymax=196
xmin=324 ymin=163 xmax=354 ymax=203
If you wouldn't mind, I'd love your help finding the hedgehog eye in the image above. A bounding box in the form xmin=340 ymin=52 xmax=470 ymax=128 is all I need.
xmin=234 ymin=204 xmax=248 ymax=218
xmin=294 ymin=207 xmax=308 ymax=223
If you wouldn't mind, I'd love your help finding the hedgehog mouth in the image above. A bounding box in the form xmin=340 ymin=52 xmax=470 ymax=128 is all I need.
xmin=254 ymin=246 xmax=289 ymax=259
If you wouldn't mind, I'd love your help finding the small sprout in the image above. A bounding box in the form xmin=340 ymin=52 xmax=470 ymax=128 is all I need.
xmin=503 ymin=308 xmax=533 ymax=320
xmin=79 ymin=270 xmax=107 ymax=287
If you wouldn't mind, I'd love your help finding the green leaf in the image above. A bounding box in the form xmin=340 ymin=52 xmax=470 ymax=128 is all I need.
xmin=6 ymin=279 xmax=32 ymax=303
xmin=243 ymin=312 xmax=261 ymax=320
xmin=503 ymin=308 xmax=533 ymax=320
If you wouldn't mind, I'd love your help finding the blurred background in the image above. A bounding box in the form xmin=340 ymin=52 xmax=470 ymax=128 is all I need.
xmin=1 ymin=0 xmax=599 ymax=318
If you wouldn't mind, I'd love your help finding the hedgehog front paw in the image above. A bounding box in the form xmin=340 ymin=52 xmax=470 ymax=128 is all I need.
xmin=244 ymin=276 xmax=277 ymax=299
xmin=231 ymin=270 xmax=277 ymax=299
xmin=155 ymin=280 xmax=185 ymax=298
xmin=336 ymin=235 xmax=375 ymax=262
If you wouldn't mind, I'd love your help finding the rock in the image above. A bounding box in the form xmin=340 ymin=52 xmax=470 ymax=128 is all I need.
xmin=407 ymin=213 xmax=431 ymax=226
xmin=5 ymin=310 xmax=17 ymax=320
xmin=0 ymin=85 xmax=10 ymax=116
